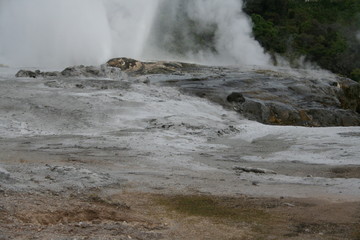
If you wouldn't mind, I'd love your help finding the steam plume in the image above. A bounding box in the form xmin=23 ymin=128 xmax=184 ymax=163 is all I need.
xmin=0 ymin=0 xmax=269 ymax=68
xmin=147 ymin=0 xmax=270 ymax=66
xmin=0 ymin=0 xmax=112 ymax=67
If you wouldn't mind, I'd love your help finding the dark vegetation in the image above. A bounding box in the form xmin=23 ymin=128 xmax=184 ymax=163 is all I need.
xmin=243 ymin=0 xmax=360 ymax=81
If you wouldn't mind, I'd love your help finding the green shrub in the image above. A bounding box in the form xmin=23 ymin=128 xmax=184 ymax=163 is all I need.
xmin=244 ymin=0 xmax=360 ymax=78
xmin=350 ymin=68 xmax=360 ymax=82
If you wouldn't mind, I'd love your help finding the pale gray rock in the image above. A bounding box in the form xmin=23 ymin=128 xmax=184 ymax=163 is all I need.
xmin=0 ymin=167 xmax=10 ymax=181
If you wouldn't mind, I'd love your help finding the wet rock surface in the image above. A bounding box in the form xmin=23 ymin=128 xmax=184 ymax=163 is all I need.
xmin=16 ymin=58 xmax=360 ymax=127
xmin=4 ymin=59 xmax=360 ymax=239
xmin=6 ymin=59 xmax=360 ymax=199
xmin=155 ymin=66 xmax=360 ymax=127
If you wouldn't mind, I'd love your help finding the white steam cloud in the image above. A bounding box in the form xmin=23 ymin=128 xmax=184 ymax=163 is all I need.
xmin=188 ymin=0 xmax=270 ymax=65
xmin=102 ymin=0 xmax=160 ymax=60
xmin=0 ymin=0 xmax=269 ymax=68
xmin=148 ymin=0 xmax=270 ymax=66
xmin=0 ymin=0 xmax=112 ymax=67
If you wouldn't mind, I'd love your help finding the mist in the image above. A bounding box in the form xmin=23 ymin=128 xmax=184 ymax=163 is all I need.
xmin=147 ymin=0 xmax=270 ymax=66
xmin=0 ymin=0 xmax=112 ymax=67
xmin=102 ymin=0 xmax=160 ymax=61
xmin=0 ymin=0 xmax=269 ymax=68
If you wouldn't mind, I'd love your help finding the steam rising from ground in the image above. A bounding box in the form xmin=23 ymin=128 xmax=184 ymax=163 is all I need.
xmin=0 ymin=0 xmax=112 ymax=67
xmin=102 ymin=0 xmax=160 ymax=61
xmin=0 ymin=0 xmax=269 ymax=68
xmin=147 ymin=0 xmax=270 ymax=65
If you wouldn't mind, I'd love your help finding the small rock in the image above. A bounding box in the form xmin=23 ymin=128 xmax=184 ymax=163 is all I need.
xmin=0 ymin=233 xmax=8 ymax=240
xmin=227 ymin=92 xmax=246 ymax=103
xmin=0 ymin=167 xmax=10 ymax=181
xmin=283 ymin=203 xmax=296 ymax=207
xmin=45 ymin=175 xmax=55 ymax=181
xmin=143 ymin=77 xmax=150 ymax=84
xmin=92 ymin=220 xmax=101 ymax=224
xmin=76 ymin=222 xmax=90 ymax=228
xmin=233 ymin=166 xmax=277 ymax=174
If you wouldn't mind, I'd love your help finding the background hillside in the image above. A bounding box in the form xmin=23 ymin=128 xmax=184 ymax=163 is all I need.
xmin=243 ymin=0 xmax=360 ymax=81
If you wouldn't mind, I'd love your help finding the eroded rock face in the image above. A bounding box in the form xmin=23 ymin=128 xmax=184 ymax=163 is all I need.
xmin=338 ymin=79 xmax=360 ymax=113
xmin=222 ymin=79 xmax=360 ymax=126
xmin=153 ymin=65 xmax=360 ymax=127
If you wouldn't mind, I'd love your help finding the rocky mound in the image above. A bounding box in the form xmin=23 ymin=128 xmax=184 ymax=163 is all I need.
xmin=15 ymin=64 xmax=122 ymax=79
xmin=107 ymin=57 xmax=198 ymax=75
xmin=220 ymin=75 xmax=360 ymax=127
xmin=107 ymin=58 xmax=360 ymax=127
xmin=15 ymin=57 xmax=360 ymax=127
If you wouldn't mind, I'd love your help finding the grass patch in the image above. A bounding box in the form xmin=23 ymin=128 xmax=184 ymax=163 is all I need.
xmin=157 ymin=195 xmax=271 ymax=224
xmin=352 ymin=230 xmax=360 ymax=240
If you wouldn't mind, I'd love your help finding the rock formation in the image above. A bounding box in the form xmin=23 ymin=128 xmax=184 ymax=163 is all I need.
xmin=15 ymin=65 xmax=122 ymax=79
xmin=107 ymin=57 xmax=197 ymax=75
xmin=15 ymin=58 xmax=360 ymax=127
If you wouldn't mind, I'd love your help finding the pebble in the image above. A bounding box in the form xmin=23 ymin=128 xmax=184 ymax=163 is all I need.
xmin=0 ymin=233 xmax=8 ymax=240
xmin=76 ymin=222 xmax=90 ymax=228
xmin=0 ymin=167 xmax=10 ymax=180
xmin=283 ymin=203 xmax=296 ymax=207
xmin=252 ymin=181 xmax=259 ymax=186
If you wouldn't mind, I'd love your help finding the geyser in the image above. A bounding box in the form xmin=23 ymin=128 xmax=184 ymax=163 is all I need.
xmin=147 ymin=0 xmax=270 ymax=66
xmin=0 ymin=0 xmax=269 ymax=68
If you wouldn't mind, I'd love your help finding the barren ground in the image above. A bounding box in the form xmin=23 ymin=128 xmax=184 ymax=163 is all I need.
xmin=1 ymin=190 xmax=359 ymax=240
xmin=1 ymin=67 xmax=360 ymax=239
